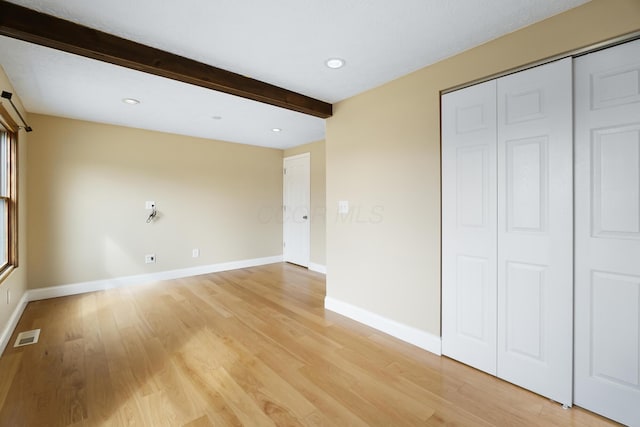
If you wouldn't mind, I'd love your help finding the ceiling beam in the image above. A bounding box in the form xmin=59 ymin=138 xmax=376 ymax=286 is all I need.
xmin=0 ymin=1 xmax=332 ymax=118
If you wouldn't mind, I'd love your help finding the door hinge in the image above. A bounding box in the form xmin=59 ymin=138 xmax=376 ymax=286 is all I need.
xmin=283 ymin=242 xmax=286 ymax=248
xmin=283 ymin=168 xmax=287 ymax=175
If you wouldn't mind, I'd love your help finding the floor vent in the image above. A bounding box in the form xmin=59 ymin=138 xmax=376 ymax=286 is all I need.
xmin=14 ymin=329 xmax=41 ymax=348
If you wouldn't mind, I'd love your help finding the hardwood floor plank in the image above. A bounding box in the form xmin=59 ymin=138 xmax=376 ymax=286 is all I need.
xmin=208 ymin=367 xmax=277 ymax=426
xmin=84 ymin=344 xmax=117 ymax=425
xmin=0 ymin=263 xmax=621 ymax=426
xmin=108 ymin=367 xmax=148 ymax=426
xmin=0 ymin=353 xmax=20 ymax=407
xmin=118 ymin=326 xmax=158 ymax=397
xmin=171 ymin=349 xmax=244 ymax=426
xmin=298 ymin=360 xmax=402 ymax=425
xmin=253 ymin=353 xmax=369 ymax=427
xmin=538 ymin=401 xmax=620 ymax=426
xmin=221 ymin=335 xmax=317 ymax=421
xmin=299 ymin=343 xmax=438 ymax=424
xmin=60 ymin=338 xmax=88 ymax=424
xmin=0 ymin=352 xmax=21 ymax=423
xmin=182 ymin=414 xmax=214 ymax=427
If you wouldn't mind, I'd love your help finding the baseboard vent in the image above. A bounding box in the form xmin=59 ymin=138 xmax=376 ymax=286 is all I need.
xmin=14 ymin=329 xmax=40 ymax=348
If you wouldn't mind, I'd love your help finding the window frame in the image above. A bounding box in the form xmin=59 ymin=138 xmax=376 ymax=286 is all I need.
xmin=0 ymin=103 xmax=19 ymax=282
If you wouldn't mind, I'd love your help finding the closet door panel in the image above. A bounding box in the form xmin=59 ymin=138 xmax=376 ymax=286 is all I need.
xmin=574 ymin=39 xmax=640 ymax=427
xmin=496 ymin=58 xmax=573 ymax=406
xmin=442 ymin=80 xmax=498 ymax=375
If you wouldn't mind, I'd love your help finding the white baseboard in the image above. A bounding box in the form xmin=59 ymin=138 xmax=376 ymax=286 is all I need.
xmin=324 ymin=296 xmax=442 ymax=356
xmin=26 ymin=255 xmax=283 ymax=302
xmin=1 ymin=255 xmax=283 ymax=357
xmin=0 ymin=292 xmax=29 ymax=356
xmin=308 ymin=262 xmax=326 ymax=274
xmin=4 ymin=259 xmax=442 ymax=359
xmin=3 ymin=258 xmax=443 ymax=361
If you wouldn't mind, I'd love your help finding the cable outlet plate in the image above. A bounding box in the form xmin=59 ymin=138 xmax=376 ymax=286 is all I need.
xmin=145 ymin=201 xmax=155 ymax=210
xmin=145 ymin=254 xmax=156 ymax=263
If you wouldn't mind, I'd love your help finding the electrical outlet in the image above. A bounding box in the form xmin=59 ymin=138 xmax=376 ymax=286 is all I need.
xmin=145 ymin=254 xmax=156 ymax=264
xmin=192 ymin=248 xmax=200 ymax=258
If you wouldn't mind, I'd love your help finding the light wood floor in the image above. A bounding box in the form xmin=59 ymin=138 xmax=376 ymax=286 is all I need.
xmin=0 ymin=263 xmax=619 ymax=426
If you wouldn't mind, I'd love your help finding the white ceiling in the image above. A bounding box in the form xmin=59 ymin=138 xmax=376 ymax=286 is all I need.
xmin=0 ymin=0 xmax=589 ymax=149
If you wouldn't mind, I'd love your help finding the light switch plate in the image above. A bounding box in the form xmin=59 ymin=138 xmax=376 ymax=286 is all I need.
xmin=338 ymin=200 xmax=349 ymax=214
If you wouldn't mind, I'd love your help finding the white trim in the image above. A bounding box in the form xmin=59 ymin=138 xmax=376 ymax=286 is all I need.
xmin=2 ymin=255 xmax=282 ymax=357
xmin=283 ymin=152 xmax=310 ymax=161
xmin=324 ymin=296 xmax=442 ymax=356
xmin=27 ymin=255 xmax=283 ymax=301
xmin=0 ymin=291 xmax=29 ymax=356
xmin=308 ymin=262 xmax=326 ymax=274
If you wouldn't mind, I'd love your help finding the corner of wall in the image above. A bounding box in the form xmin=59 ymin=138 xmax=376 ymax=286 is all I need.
xmin=0 ymin=67 xmax=29 ymax=357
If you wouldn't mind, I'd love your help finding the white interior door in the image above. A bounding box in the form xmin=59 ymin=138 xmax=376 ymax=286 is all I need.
xmin=574 ymin=39 xmax=640 ymax=427
xmin=442 ymin=80 xmax=498 ymax=375
xmin=283 ymin=153 xmax=310 ymax=267
xmin=496 ymin=58 xmax=573 ymax=406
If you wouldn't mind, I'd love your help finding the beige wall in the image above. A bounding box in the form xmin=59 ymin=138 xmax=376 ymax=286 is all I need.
xmin=284 ymin=140 xmax=326 ymax=267
xmin=326 ymin=0 xmax=640 ymax=336
xmin=27 ymin=114 xmax=283 ymax=289
xmin=0 ymin=66 xmax=28 ymax=345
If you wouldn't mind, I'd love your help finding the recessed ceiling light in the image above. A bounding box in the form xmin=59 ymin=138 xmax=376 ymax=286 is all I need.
xmin=211 ymin=115 xmax=223 ymax=120
xmin=272 ymin=128 xmax=282 ymax=132
xmin=122 ymin=98 xmax=140 ymax=105
xmin=325 ymin=58 xmax=345 ymax=69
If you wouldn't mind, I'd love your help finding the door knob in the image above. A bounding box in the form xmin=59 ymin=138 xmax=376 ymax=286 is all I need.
xmin=302 ymin=215 xmax=308 ymax=220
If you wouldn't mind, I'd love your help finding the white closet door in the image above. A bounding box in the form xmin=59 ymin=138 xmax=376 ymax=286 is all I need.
xmin=442 ymin=80 xmax=498 ymax=375
xmin=574 ymin=39 xmax=640 ymax=427
xmin=496 ymin=58 xmax=573 ymax=406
